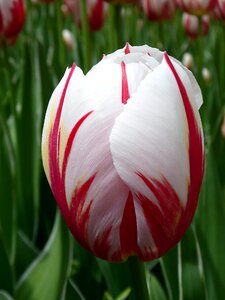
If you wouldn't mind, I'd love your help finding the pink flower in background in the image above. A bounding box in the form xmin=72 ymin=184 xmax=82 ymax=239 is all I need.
xmin=0 ymin=0 xmax=25 ymax=44
xmin=141 ymin=0 xmax=177 ymax=21
xmin=42 ymin=44 xmax=204 ymax=262
xmin=182 ymin=13 xmax=210 ymax=39
xmin=177 ymin=0 xmax=217 ymax=15
xmin=64 ymin=0 xmax=108 ymax=31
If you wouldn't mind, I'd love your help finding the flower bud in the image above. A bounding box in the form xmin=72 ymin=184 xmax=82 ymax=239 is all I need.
xmin=202 ymin=67 xmax=211 ymax=83
xmin=64 ymin=0 xmax=108 ymax=31
xmin=62 ymin=29 xmax=74 ymax=50
xmin=42 ymin=43 xmax=204 ymax=262
xmin=182 ymin=13 xmax=210 ymax=39
xmin=141 ymin=0 xmax=177 ymax=21
xmin=182 ymin=52 xmax=193 ymax=69
xmin=218 ymin=0 xmax=225 ymax=18
xmin=177 ymin=0 xmax=217 ymax=16
xmin=0 ymin=0 xmax=25 ymax=45
xmin=222 ymin=114 xmax=225 ymax=138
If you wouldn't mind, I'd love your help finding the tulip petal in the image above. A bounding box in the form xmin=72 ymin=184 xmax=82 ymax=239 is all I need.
xmin=47 ymin=62 xmax=138 ymax=261
xmin=110 ymin=54 xmax=204 ymax=259
xmin=42 ymin=46 xmax=204 ymax=262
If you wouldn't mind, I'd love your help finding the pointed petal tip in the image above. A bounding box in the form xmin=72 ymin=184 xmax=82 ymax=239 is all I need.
xmin=124 ymin=42 xmax=131 ymax=54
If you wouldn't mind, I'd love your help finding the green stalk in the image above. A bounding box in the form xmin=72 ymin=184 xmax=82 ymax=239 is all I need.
xmin=108 ymin=5 xmax=118 ymax=52
xmin=80 ymin=0 xmax=91 ymax=73
xmin=128 ymin=256 xmax=150 ymax=300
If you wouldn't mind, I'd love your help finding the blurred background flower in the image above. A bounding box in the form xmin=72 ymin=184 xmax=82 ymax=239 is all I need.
xmin=182 ymin=12 xmax=210 ymax=39
xmin=141 ymin=0 xmax=177 ymax=21
xmin=176 ymin=0 xmax=217 ymax=15
xmin=218 ymin=0 xmax=225 ymax=17
xmin=64 ymin=0 xmax=108 ymax=31
xmin=0 ymin=0 xmax=25 ymax=44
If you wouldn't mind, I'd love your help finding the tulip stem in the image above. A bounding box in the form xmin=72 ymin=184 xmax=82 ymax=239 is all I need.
xmin=80 ymin=0 xmax=91 ymax=73
xmin=108 ymin=5 xmax=118 ymax=52
xmin=128 ymin=256 xmax=150 ymax=300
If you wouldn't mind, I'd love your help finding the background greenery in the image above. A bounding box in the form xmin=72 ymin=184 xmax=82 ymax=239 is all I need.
xmin=0 ymin=1 xmax=225 ymax=299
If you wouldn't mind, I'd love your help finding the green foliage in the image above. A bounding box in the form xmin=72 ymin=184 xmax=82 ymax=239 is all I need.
xmin=0 ymin=2 xmax=225 ymax=300
xmin=15 ymin=213 xmax=71 ymax=300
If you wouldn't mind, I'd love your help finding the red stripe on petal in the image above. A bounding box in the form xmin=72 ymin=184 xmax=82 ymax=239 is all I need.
xmin=137 ymin=174 xmax=183 ymax=259
xmin=121 ymin=61 xmax=130 ymax=105
xmin=49 ymin=64 xmax=76 ymax=219
xmin=61 ymin=111 xmax=93 ymax=187
xmin=164 ymin=53 xmax=204 ymax=233
xmin=120 ymin=191 xmax=138 ymax=258
xmin=124 ymin=42 xmax=130 ymax=54
xmin=69 ymin=175 xmax=96 ymax=250
xmin=93 ymin=227 xmax=112 ymax=260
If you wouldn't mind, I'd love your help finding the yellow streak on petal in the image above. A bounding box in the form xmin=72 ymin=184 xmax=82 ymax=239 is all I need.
xmin=41 ymin=104 xmax=58 ymax=185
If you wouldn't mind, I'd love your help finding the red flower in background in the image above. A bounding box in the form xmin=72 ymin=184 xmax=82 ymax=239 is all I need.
xmin=141 ymin=0 xmax=177 ymax=21
xmin=0 ymin=0 xmax=25 ymax=44
xmin=177 ymin=0 xmax=217 ymax=15
xmin=182 ymin=12 xmax=210 ymax=39
xmin=218 ymin=0 xmax=225 ymax=17
xmin=64 ymin=0 xmax=108 ymax=31
xmin=212 ymin=4 xmax=224 ymax=19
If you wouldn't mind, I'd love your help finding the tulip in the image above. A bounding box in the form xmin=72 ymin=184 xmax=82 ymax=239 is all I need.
xmin=141 ymin=0 xmax=177 ymax=21
xmin=202 ymin=67 xmax=211 ymax=83
xmin=64 ymin=0 xmax=108 ymax=31
xmin=182 ymin=13 xmax=210 ymax=39
xmin=177 ymin=0 xmax=217 ymax=15
xmin=222 ymin=114 xmax=225 ymax=138
xmin=218 ymin=0 xmax=225 ymax=17
xmin=210 ymin=2 xmax=222 ymax=19
xmin=202 ymin=14 xmax=210 ymax=33
xmin=62 ymin=29 xmax=74 ymax=50
xmin=0 ymin=0 xmax=25 ymax=44
xmin=42 ymin=43 xmax=204 ymax=262
xmin=182 ymin=52 xmax=193 ymax=69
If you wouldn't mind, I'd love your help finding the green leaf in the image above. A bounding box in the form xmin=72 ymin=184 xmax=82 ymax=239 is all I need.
xmin=0 ymin=115 xmax=16 ymax=262
xmin=97 ymin=259 xmax=135 ymax=300
xmin=161 ymin=247 xmax=179 ymax=300
xmin=149 ymin=274 xmax=167 ymax=300
xmin=15 ymin=212 xmax=72 ymax=300
xmin=181 ymin=227 xmax=207 ymax=300
xmin=0 ymin=234 xmax=13 ymax=294
xmin=15 ymin=40 xmax=43 ymax=240
xmin=103 ymin=287 xmax=131 ymax=300
xmin=64 ymin=279 xmax=86 ymax=300
xmin=195 ymin=148 xmax=225 ymax=299
xmin=15 ymin=230 xmax=39 ymax=279
xmin=0 ymin=290 xmax=14 ymax=300
xmin=115 ymin=287 xmax=131 ymax=300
